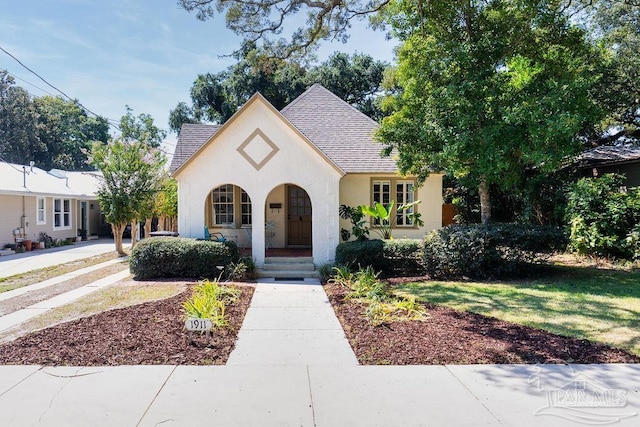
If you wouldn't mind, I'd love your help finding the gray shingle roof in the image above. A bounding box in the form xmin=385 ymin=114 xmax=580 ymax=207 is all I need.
xmin=281 ymin=84 xmax=397 ymax=173
xmin=170 ymin=84 xmax=398 ymax=174
xmin=169 ymin=124 xmax=221 ymax=173
xmin=577 ymin=145 xmax=640 ymax=166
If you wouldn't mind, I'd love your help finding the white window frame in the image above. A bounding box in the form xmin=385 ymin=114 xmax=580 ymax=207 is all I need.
xmin=212 ymin=184 xmax=235 ymax=226
xmin=396 ymin=181 xmax=416 ymax=227
xmin=372 ymin=180 xmax=391 ymax=225
xmin=53 ymin=198 xmax=72 ymax=230
xmin=36 ymin=197 xmax=46 ymax=225
xmin=240 ymin=189 xmax=252 ymax=226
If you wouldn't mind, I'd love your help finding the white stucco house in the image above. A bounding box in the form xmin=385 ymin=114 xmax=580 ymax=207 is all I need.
xmin=0 ymin=161 xmax=105 ymax=249
xmin=169 ymin=84 xmax=443 ymax=268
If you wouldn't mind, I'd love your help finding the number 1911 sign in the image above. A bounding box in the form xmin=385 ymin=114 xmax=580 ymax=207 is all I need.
xmin=185 ymin=318 xmax=213 ymax=331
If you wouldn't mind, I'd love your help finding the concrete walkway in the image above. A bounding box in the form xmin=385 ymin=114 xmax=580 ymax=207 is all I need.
xmin=228 ymin=279 xmax=358 ymax=365
xmin=0 ymin=279 xmax=638 ymax=426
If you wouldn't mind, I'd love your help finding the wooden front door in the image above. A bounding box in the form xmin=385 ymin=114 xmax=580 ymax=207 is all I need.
xmin=287 ymin=185 xmax=312 ymax=247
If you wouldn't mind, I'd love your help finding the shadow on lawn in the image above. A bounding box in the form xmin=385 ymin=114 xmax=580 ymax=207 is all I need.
xmin=395 ymin=264 xmax=640 ymax=356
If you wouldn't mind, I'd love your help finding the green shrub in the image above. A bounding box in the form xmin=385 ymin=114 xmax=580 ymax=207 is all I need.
xmin=330 ymin=265 xmax=427 ymax=326
xmin=130 ymin=237 xmax=240 ymax=279
xmin=382 ymin=239 xmax=424 ymax=276
xmin=335 ymin=239 xmax=385 ymax=271
xmin=317 ymin=263 xmax=335 ymax=283
xmin=225 ymin=256 xmax=256 ymax=281
xmin=182 ymin=279 xmax=241 ymax=328
xmin=335 ymin=239 xmax=423 ymax=277
xmin=422 ymin=223 xmax=566 ymax=279
xmin=566 ymin=174 xmax=640 ymax=259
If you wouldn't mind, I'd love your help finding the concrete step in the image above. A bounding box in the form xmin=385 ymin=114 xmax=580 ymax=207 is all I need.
xmin=262 ymin=263 xmax=315 ymax=271
xmin=256 ymin=269 xmax=319 ymax=279
xmin=264 ymin=257 xmax=313 ymax=264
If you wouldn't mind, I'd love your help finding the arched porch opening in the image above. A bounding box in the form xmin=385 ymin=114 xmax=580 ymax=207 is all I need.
xmin=264 ymin=183 xmax=313 ymax=258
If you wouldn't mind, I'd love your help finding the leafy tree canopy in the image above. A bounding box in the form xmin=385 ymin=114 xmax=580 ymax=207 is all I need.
xmin=376 ymin=0 xmax=608 ymax=223
xmin=169 ymin=48 xmax=388 ymax=133
xmin=90 ymin=138 xmax=166 ymax=254
xmin=178 ymin=0 xmax=391 ymax=59
xmin=119 ymin=105 xmax=167 ymax=148
xmin=0 ymin=70 xmax=108 ymax=170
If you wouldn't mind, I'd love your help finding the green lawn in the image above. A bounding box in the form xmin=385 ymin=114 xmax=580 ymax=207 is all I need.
xmin=395 ymin=265 xmax=640 ymax=356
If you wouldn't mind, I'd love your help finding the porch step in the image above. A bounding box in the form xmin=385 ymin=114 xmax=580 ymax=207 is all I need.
xmin=257 ymin=257 xmax=318 ymax=279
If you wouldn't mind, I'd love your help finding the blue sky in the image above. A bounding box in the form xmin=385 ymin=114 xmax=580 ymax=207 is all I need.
xmin=0 ymin=0 xmax=397 ymax=155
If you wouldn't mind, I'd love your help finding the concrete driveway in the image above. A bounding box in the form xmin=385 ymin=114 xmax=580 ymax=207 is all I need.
xmin=0 ymin=239 xmax=130 ymax=279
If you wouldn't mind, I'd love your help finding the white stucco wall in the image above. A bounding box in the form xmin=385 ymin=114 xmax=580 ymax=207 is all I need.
xmin=175 ymin=97 xmax=343 ymax=266
xmin=338 ymin=173 xmax=443 ymax=241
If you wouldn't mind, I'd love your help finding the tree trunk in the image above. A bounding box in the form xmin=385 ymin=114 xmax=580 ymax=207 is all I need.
xmin=479 ymin=177 xmax=492 ymax=225
xmin=130 ymin=219 xmax=139 ymax=249
xmin=144 ymin=218 xmax=152 ymax=240
xmin=111 ymin=223 xmax=126 ymax=256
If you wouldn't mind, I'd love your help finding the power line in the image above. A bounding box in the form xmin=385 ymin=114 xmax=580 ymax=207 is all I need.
xmin=0 ymin=44 xmax=112 ymax=126
xmin=4 ymin=70 xmax=57 ymax=97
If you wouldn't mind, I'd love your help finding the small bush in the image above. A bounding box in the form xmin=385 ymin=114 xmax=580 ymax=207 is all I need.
xmin=225 ymin=256 xmax=256 ymax=281
xmin=382 ymin=239 xmax=424 ymax=276
xmin=335 ymin=239 xmax=423 ymax=277
xmin=317 ymin=263 xmax=335 ymax=283
xmin=330 ymin=265 xmax=427 ymax=326
xmin=130 ymin=237 xmax=240 ymax=279
xmin=335 ymin=239 xmax=385 ymax=271
xmin=182 ymin=279 xmax=241 ymax=328
xmin=566 ymin=174 xmax=640 ymax=259
xmin=422 ymin=223 xmax=566 ymax=279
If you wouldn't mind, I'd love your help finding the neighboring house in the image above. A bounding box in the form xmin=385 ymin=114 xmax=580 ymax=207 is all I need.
xmin=170 ymin=84 xmax=443 ymax=267
xmin=576 ymin=145 xmax=640 ymax=188
xmin=0 ymin=161 xmax=104 ymax=248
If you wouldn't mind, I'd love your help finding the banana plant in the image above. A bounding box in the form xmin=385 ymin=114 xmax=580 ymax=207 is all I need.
xmin=360 ymin=200 xmax=423 ymax=239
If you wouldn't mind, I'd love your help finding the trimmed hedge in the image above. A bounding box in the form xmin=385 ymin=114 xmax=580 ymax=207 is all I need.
xmin=422 ymin=223 xmax=567 ymax=279
xmin=130 ymin=237 xmax=240 ymax=280
xmin=335 ymin=239 xmax=423 ymax=277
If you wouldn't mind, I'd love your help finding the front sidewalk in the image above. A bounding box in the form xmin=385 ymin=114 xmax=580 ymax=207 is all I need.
xmin=0 ymin=363 xmax=637 ymax=426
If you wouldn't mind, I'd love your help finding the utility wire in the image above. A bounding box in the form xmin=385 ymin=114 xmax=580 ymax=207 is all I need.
xmin=0 ymin=44 xmax=112 ymax=126
xmin=4 ymin=70 xmax=57 ymax=97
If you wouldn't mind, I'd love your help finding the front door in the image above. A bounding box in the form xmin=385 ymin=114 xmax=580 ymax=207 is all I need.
xmin=287 ymin=185 xmax=312 ymax=247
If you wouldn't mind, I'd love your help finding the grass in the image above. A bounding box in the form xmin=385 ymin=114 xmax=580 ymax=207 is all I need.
xmin=394 ymin=264 xmax=640 ymax=356
xmin=0 ymin=252 xmax=121 ymax=294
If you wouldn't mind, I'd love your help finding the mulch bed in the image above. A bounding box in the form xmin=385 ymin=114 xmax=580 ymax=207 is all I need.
xmin=0 ymin=285 xmax=254 ymax=366
xmin=325 ymin=283 xmax=640 ymax=365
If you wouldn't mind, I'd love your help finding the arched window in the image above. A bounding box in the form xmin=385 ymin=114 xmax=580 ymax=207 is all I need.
xmin=209 ymin=185 xmax=251 ymax=227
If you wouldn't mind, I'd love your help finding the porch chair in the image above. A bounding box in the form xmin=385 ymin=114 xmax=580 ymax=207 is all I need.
xmin=204 ymin=227 xmax=227 ymax=243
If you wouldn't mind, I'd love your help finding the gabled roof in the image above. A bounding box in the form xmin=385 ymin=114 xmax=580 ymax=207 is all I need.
xmin=576 ymin=145 xmax=640 ymax=167
xmin=0 ymin=162 xmax=99 ymax=198
xmin=169 ymin=124 xmax=221 ymax=174
xmin=280 ymin=84 xmax=397 ymax=173
xmin=170 ymin=84 xmax=398 ymax=174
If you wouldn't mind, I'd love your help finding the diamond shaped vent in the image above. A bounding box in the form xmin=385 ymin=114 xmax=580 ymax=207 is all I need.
xmin=237 ymin=129 xmax=279 ymax=171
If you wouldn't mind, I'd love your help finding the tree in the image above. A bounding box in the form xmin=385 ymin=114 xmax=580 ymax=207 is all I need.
xmin=0 ymin=70 xmax=42 ymax=164
xmin=34 ymin=95 xmax=109 ymax=170
xmin=90 ymin=139 xmax=166 ymax=255
xmin=376 ymin=0 xmax=607 ymax=224
xmin=120 ymin=105 xmax=167 ymax=148
xmin=155 ymin=177 xmax=178 ymax=232
xmin=168 ymin=49 xmax=388 ymax=132
xmin=1 ymin=70 xmax=109 ymax=170
xmin=586 ymin=0 xmax=640 ymax=144
xmin=178 ymin=0 xmax=390 ymax=58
